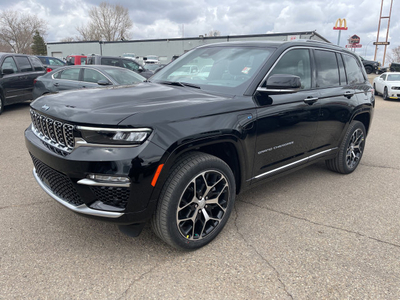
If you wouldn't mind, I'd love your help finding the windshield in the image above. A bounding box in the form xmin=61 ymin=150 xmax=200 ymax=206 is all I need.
xmin=387 ymin=74 xmax=400 ymax=81
xmin=103 ymin=68 xmax=145 ymax=85
xmin=151 ymin=45 xmax=273 ymax=95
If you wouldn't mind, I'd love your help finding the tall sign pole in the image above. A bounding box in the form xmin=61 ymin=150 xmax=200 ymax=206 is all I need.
xmin=333 ymin=18 xmax=348 ymax=45
xmin=374 ymin=0 xmax=393 ymax=66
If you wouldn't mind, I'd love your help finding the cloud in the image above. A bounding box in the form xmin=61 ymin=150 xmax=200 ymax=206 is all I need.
xmin=0 ymin=0 xmax=398 ymax=62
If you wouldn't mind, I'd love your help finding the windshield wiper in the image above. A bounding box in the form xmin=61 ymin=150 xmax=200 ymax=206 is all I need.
xmin=158 ymin=81 xmax=201 ymax=89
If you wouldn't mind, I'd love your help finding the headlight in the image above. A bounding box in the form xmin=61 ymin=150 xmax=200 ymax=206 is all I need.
xmin=77 ymin=126 xmax=152 ymax=145
xmin=374 ymin=63 xmax=378 ymax=66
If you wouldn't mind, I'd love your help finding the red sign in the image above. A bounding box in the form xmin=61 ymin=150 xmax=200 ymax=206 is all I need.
xmin=349 ymin=35 xmax=360 ymax=44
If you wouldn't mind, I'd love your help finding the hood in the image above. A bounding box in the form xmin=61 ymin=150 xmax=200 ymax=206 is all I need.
xmin=30 ymin=82 xmax=252 ymax=126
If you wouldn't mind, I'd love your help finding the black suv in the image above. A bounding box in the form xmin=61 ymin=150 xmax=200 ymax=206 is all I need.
xmin=360 ymin=56 xmax=380 ymax=74
xmin=25 ymin=41 xmax=374 ymax=250
xmin=0 ymin=53 xmax=46 ymax=114
xmin=86 ymin=55 xmax=153 ymax=78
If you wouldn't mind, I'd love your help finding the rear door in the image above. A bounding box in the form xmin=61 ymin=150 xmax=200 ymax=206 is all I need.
xmin=52 ymin=68 xmax=83 ymax=91
xmin=310 ymin=50 xmax=368 ymax=154
xmin=0 ymin=56 xmax=22 ymax=104
xmin=252 ymin=48 xmax=320 ymax=182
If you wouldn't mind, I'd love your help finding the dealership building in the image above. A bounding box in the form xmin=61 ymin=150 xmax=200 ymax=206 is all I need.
xmin=46 ymin=31 xmax=330 ymax=63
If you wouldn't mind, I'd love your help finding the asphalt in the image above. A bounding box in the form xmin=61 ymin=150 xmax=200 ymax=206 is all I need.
xmin=1 ymin=76 xmax=400 ymax=299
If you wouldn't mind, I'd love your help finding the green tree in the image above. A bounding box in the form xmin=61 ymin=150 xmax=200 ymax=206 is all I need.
xmin=31 ymin=30 xmax=47 ymax=55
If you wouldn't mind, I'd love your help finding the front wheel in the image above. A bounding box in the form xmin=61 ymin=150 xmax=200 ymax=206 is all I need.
xmin=365 ymin=66 xmax=373 ymax=74
xmin=373 ymin=83 xmax=378 ymax=96
xmin=151 ymin=152 xmax=236 ymax=250
xmin=326 ymin=121 xmax=366 ymax=174
xmin=383 ymin=87 xmax=389 ymax=100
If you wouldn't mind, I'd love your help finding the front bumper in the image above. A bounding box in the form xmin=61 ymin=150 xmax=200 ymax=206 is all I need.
xmin=25 ymin=126 xmax=165 ymax=225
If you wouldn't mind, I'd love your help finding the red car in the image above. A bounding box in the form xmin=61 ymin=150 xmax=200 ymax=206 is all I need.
xmin=66 ymin=55 xmax=87 ymax=65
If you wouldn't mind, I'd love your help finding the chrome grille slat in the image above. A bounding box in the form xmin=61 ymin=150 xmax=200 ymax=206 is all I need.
xmin=30 ymin=109 xmax=75 ymax=155
xmin=54 ymin=121 xmax=66 ymax=146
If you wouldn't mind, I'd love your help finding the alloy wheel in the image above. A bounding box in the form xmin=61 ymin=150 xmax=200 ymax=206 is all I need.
xmin=176 ymin=170 xmax=230 ymax=240
xmin=346 ymin=128 xmax=364 ymax=169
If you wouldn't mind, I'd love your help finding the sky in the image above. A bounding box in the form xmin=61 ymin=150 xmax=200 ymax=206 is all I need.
xmin=0 ymin=0 xmax=398 ymax=64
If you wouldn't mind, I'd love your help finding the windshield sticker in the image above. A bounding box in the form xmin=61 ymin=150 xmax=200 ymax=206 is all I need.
xmin=242 ymin=67 xmax=251 ymax=74
xmin=258 ymin=141 xmax=294 ymax=155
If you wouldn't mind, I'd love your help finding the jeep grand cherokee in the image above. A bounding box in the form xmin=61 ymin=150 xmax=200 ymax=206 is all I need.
xmin=25 ymin=40 xmax=374 ymax=250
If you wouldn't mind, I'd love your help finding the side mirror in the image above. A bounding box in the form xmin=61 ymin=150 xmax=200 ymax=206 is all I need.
xmin=257 ymin=74 xmax=301 ymax=94
xmin=97 ymin=80 xmax=111 ymax=86
xmin=138 ymin=66 xmax=144 ymax=72
xmin=2 ymin=68 xmax=15 ymax=75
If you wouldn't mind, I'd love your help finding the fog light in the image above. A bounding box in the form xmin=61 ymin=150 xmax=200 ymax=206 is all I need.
xmin=88 ymin=174 xmax=130 ymax=183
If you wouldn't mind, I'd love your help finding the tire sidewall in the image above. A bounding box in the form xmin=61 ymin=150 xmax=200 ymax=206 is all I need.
xmin=384 ymin=87 xmax=389 ymax=100
xmin=161 ymin=156 xmax=235 ymax=250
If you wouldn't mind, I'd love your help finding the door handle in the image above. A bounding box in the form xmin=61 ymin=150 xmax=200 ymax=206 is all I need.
xmin=303 ymin=96 xmax=318 ymax=105
xmin=344 ymin=91 xmax=354 ymax=99
xmin=53 ymin=83 xmax=59 ymax=86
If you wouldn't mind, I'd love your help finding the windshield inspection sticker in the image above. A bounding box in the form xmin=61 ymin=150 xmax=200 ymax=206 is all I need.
xmin=258 ymin=141 xmax=294 ymax=155
xmin=242 ymin=67 xmax=251 ymax=74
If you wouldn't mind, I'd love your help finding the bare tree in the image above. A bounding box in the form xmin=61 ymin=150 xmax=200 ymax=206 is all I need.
xmin=208 ymin=30 xmax=221 ymax=37
xmin=77 ymin=2 xmax=133 ymax=41
xmin=386 ymin=46 xmax=400 ymax=63
xmin=60 ymin=37 xmax=77 ymax=43
xmin=0 ymin=10 xmax=47 ymax=54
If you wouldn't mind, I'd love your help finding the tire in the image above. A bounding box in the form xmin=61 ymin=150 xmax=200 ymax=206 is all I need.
xmin=0 ymin=93 xmax=4 ymax=115
xmin=151 ymin=152 xmax=236 ymax=250
xmin=325 ymin=121 xmax=366 ymax=174
xmin=365 ymin=66 xmax=373 ymax=74
xmin=373 ymin=84 xmax=378 ymax=96
xmin=383 ymin=87 xmax=389 ymax=100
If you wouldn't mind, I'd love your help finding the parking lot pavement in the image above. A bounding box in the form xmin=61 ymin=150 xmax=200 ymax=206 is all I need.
xmin=1 ymin=94 xmax=400 ymax=299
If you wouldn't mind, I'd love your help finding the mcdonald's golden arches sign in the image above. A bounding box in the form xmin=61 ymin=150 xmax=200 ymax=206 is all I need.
xmin=333 ymin=18 xmax=348 ymax=30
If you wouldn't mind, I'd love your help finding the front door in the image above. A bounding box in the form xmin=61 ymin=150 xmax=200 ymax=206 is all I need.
xmin=252 ymin=48 xmax=320 ymax=182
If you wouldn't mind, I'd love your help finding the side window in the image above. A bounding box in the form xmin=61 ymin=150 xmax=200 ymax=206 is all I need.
xmin=48 ymin=58 xmax=65 ymax=66
xmin=80 ymin=57 xmax=87 ymax=65
xmin=38 ymin=57 xmax=47 ymax=64
xmin=30 ymin=56 xmax=45 ymax=71
xmin=314 ymin=50 xmax=340 ymax=88
xmin=342 ymin=54 xmax=365 ymax=84
xmin=14 ymin=56 xmax=33 ymax=72
xmin=268 ymin=49 xmax=311 ymax=90
xmin=1 ymin=56 xmax=19 ymax=73
xmin=59 ymin=68 xmax=80 ymax=81
xmin=102 ymin=58 xmax=120 ymax=67
xmin=122 ymin=59 xmax=139 ymax=71
xmin=83 ymin=69 xmax=108 ymax=83
xmin=336 ymin=53 xmax=347 ymax=85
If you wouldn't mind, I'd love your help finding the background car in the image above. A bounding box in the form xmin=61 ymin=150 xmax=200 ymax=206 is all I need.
xmin=0 ymin=53 xmax=46 ymax=114
xmin=373 ymin=72 xmax=400 ymax=100
xmin=32 ymin=65 xmax=146 ymax=99
xmin=86 ymin=55 xmax=153 ymax=78
xmin=37 ymin=56 xmax=66 ymax=73
xmin=360 ymin=56 xmax=380 ymax=74
xmin=66 ymin=55 xmax=87 ymax=65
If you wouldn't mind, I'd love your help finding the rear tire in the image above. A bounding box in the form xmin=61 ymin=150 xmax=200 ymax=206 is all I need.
xmin=151 ymin=152 xmax=236 ymax=250
xmin=0 ymin=94 xmax=4 ymax=115
xmin=326 ymin=121 xmax=366 ymax=174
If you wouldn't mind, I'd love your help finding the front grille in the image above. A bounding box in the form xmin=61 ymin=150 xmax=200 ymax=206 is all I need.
xmin=31 ymin=154 xmax=84 ymax=206
xmin=91 ymin=186 xmax=130 ymax=209
xmin=30 ymin=109 xmax=75 ymax=152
